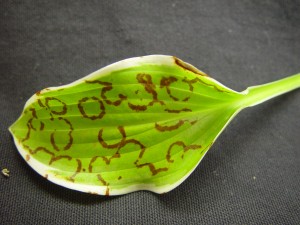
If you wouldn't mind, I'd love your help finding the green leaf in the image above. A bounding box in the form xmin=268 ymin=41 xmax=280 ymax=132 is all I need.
xmin=9 ymin=55 xmax=300 ymax=195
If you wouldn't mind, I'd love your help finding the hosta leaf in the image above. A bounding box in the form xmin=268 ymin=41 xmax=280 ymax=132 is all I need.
xmin=9 ymin=55 xmax=300 ymax=195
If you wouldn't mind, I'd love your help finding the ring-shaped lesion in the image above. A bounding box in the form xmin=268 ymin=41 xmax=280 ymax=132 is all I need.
xmin=45 ymin=97 xmax=67 ymax=115
xmin=97 ymin=126 xmax=146 ymax=165
xmin=160 ymin=76 xmax=191 ymax=102
xmin=85 ymin=80 xmax=127 ymax=106
xmin=78 ymin=96 xmax=105 ymax=120
xmin=21 ymin=108 xmax=44 ymax=143
xmin=128 ymin=73 xmax=164 ymax=111
xmin=50 ymin=117 xmax=74 ymax=151
xmin=166 ymin=141 xmax=201 ymax=163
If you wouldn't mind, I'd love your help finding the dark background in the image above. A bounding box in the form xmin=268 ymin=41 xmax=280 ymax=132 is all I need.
xmin=1 ymin=0 xmax=299 ymax=224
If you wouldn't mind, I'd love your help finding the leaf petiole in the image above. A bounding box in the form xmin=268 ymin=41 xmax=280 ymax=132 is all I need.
xmin=240 ymin=73 xmax=300 ymax=108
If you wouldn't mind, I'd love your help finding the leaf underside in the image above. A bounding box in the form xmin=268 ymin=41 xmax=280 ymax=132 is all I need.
xmin=10 ymin=55 xmax=244 ymax=195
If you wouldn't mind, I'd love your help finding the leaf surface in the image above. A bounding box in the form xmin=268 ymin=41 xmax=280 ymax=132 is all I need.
xmin=9 ymin=55 xmax=300 ymax=195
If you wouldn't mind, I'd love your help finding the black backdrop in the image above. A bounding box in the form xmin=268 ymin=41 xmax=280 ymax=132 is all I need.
xmin=1 ymin=1 xmax=299 ymax=224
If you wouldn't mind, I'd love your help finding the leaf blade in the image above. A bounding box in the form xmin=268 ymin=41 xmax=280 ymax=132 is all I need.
xmin=10 ymin=55 xmax=245 ymax=195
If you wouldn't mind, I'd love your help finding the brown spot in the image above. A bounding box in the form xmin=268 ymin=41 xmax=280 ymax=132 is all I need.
xmin=98 ymin=126 xmax=126 ymax=149
xmin=184 ymin=144 xmax=202 ymax=152
xmin=44 ymin=174 xmax=49 ymax=179
xmin=69 ymin=159 xmax=82 ymax=182
xmin=190 ymin=120 xmax=198 ymax=125
xmin=155 ymin=120 xmax=185 ymax=132
xmin=61 ymin=117 xmax=74 ymax=150
xmin=85 ymin=80 xmax=111 ymax=86
xmin=183 ymin=77 xmax=227 ymax=93
xmin=166 ymin=141 xmax=201 ymax=163
xmin=25 ymin=154 xmax=30 ymax=161
xmin=118 ymin=125 xmax=126 ymax=137
xmin=136 ymin=73 xmax=157 ymax=101
xmin=21 ymin=119 xmax=32 ymax=142
xmin=128 ymin=102 xmax=147 ymax=111
xmin=166 ymin=141 xmax=184 ymax=163
xmin=97 ymin=174 xmax=108 ymax=186
xmin=160 ymin=76 xmax=181 ymax=101
xmin=40 ymin=122 xmax=45 ymax=131
xmin=135 ymin=160 xmax=168 ymax=176
xmin=160 ymin=76 xmax=177 ymax=87
xmin=138 ymin=147 xmax=146 ymax=159
xmin=89 ymin=156 xmax=100 ymax=173
xmin=37 ymin=99 xmax=45 ymax=107
xmin=82 ymin=168 xmax=86 ymax=172
xmin=78 ymin=96 xmax=105 ymax=120
xmin=164 ymin=108 xmax=192 ymax=113
xmin=105 ymin=187 xmax=110 ymax=196
xmin=182 ymin=77 xmax=195 ymax=91
xmin=182 ymin=97 xmax=190 ymax=102
xmin=28 ymin=118 xmax=37 ymax=131
xmin=102 ymin=153 xmax=120 ymax=165
xmin=125 ymin=139 xmax=146 ymax=158
xmin=36 ymin=90 xmax=42 ymax=96
xmin=25 ymin=145 xmax=55 ymax=158
xmin=173 ymin=57 xmax=208 ymax=76
xmin=118 ymin=176 xmax=122 ymax=180
xmin=50 ymin=132 xmax=59 ymax=151
xmin=49 ymin=155 xmax=72 ymax=165
xmin=29 ymin=108 xmax=37 ymax=119
xmin=45 ymin=97 xmax=67 ymax=115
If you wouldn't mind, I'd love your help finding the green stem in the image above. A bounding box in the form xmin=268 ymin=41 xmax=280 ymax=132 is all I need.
xmin=241 ymin=73 xmax=300 ymax=108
